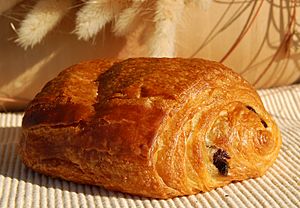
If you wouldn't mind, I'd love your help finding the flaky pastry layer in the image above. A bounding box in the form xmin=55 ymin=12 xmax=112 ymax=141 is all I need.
xmin=20 ymin=58 xmax=281 ymax=198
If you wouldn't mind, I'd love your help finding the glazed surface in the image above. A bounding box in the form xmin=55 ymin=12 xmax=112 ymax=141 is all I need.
xmin=20 ymin=58 xmax=281 ymax=198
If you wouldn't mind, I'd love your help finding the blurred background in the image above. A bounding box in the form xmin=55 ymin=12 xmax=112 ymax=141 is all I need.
xmin=0 ymin=0 xmax=299 ymax=111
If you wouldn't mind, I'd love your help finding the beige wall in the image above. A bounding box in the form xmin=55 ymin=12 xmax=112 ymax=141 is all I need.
xmin=0 ymin=1 xmax=299 ymax=110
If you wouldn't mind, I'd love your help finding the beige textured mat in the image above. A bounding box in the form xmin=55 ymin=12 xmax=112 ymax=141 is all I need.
xmin=1 ymin=84 xmax=300 ymax=208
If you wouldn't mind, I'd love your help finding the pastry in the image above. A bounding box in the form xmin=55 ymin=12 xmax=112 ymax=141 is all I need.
xmin=19 ymin=58 xmax=281 ymax=198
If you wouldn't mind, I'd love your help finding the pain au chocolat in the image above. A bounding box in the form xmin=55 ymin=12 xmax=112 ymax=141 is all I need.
xmin=19 ymin=58 xmax=281 ymax=199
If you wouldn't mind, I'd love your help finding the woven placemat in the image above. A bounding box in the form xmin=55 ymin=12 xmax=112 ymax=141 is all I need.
xmin=1 ymin=84 xmax=299 ymax=208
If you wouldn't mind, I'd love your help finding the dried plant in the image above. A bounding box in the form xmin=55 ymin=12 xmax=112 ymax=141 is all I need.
xmin=1 ymin=0 xmax=212 ymax=56
xmin=0 ymin=0 xmax=299 ymax=109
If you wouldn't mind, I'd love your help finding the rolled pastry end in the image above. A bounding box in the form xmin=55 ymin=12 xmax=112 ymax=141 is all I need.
xmin=204 ymin=102 xmax=281 ymax=187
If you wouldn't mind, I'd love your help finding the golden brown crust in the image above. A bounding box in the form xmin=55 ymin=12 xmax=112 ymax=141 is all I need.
xmin=19 ymin=58 xmax=281 ymax=198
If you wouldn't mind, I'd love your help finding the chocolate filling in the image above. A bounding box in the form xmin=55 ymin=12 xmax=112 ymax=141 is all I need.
xmin=246 ymin=105 xmax=256 ymax=113
xmin=246 ymin=105 xmax=268 ymax=128
xmin=213 ymin=149 xmax=230 ymax=176
xmin=260 ymin=119 xmax=268 ymax=128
